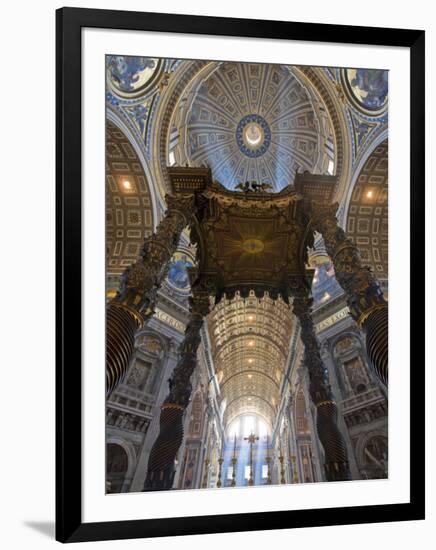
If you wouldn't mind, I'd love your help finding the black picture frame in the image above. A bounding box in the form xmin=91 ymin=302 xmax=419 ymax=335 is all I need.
xmin=56 ymin=6 xmax=425 ymax=543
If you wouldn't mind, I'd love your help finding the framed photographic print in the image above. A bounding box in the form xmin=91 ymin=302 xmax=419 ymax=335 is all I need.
xmin=56 ymin=7 xmax=425 ymax=543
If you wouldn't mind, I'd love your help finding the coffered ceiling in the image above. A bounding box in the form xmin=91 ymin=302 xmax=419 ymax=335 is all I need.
xmin=106 ymin=120 xmax=154 ymax=275
xmin=174 ymin=62 xmax=333 ymax=191
xmin=346 ymin=139 xmax=388 ymax=280
xmin=208 ymin=292 xmax=294 ymax=429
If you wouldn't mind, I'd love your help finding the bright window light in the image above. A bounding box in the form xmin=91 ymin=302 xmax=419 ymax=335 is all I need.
xmin=228 ymin=418 xmax=240 ymax=438
xmin=244 ymin=415 xmax=254 ymax=435
xmin=258 ymin=418 xmax=268 ymax=437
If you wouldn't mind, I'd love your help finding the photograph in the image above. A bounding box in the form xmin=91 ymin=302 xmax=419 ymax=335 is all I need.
xmin=0 ymin=1 xmax=430 ymax=547
xmin=105 ymin=56 xmax=389 ymax=493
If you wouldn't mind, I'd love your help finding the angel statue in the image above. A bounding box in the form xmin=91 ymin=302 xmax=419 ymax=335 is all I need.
xmin=259 ymin=183 xmax=273 ymax=192
xmin=235 ymin=181 xmax=251 ymax=193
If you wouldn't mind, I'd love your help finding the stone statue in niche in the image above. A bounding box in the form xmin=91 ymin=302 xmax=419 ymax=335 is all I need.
xmin=126 ymin=359 xmax=152 ymax=390
xmin=126 ymin=364 xmax=143 ymax=387
xmin=106 ymin=408 xmax=116 ymax=426
xmin=343 ymin=356 xmax=369 ymax=395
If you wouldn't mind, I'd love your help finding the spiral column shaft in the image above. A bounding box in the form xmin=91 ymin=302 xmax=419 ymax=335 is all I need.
xmin=106 ymin=194 xmax=196 ymax=395
xmin=363 ymin=304 xmax=388 ymax=386
xmin=144 ymin=405 xmax=185 ymax=490
xmin=292 ymin=291 xmax=351 ymax=481
xmin=144 ymin=285 xmax=211 ymax=490
xmin=106 ymin=304 xmax=141 ymax=395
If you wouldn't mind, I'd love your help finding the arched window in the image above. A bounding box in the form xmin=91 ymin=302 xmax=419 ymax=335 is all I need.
xmin=226 ymin=414 xmax=269 ymax=439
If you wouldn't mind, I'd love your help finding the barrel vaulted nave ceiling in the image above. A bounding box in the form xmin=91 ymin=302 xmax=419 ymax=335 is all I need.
xmin=106 ymin=58 xmax=389 ymax=430
xmin=208 ymin=293 xmax=295 ymax=429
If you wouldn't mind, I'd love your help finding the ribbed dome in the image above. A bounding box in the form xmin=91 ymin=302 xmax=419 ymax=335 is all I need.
xmin=184 ymin=63 xmax=324 ymax=191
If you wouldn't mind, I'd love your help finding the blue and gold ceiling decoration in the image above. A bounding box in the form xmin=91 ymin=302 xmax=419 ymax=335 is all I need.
xmin=184 ymin=63 xmax=323 ymax=191
xmin=106 ymin=56 xmax=164 ymax=98
xmin=105 ymin=56 xmax=176 ymax=162
xmin=341 ymin=68 xmax=388 ymax=116
xmin=235 ymin=114 xmax=271 ymax=158
xmin=322 ymin=67 xmax=388 ymax=164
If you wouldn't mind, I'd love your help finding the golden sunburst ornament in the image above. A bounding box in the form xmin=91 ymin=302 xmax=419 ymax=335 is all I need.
xmin=241 ymin=238 xmax=265 ymax=254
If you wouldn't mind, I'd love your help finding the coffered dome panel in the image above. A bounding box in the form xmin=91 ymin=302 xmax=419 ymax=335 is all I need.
xmin=346 ymin=139 xmax=388 ymax=280
xmin=106 ymin=120 xmax=154 ymax=276
xmin=178 ymin=63 xmax=332 ymax=191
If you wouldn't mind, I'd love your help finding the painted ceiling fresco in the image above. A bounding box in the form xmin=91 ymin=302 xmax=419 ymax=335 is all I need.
xmin=106 ymin=55 xmax=164 ymax=98
xmin=342 ymin=68 xmax=388 ymax=114
xmin=167 ymin=252 xmax=194 ymax=290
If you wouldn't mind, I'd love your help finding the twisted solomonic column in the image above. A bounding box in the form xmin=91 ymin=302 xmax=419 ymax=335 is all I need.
xmin=311 ymin=204 xmax=388 ymax=386
xmin=106 ymin=194 xmax=197 ymax=395
xmin=292 ymin=290 xmax=351 ymax=482
xmin=144 ymin=283 xmax=211 ymax=491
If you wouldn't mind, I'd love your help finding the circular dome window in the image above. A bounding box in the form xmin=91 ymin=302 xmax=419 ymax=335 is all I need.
xmin=236 ymin=114 xmax=271 ymax=158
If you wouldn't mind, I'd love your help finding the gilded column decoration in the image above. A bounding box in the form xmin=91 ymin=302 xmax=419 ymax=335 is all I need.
xmin=292 ymin=288 xmax=351 ymax=481
xmin=244 ymin=433 xmax=259 ymax=486
xmin=311 ymin=203 xmax=388 ymax=386
xmin=278 ymin=440 xmax=286 ymax=484
xmin=201 ymin=458 xmax=210 ymax=488
xmin=290 ymin=455 xmax=299 ymax=483
xmin=143 ymin=282 xmax=211 ymax=490
xmin=216 ymin=455 xmax=224 ymax=488
xmin=106 ymin=194 xmax=196 ymax=395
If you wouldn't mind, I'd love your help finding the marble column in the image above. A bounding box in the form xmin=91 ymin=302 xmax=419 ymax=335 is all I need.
xmin=311 ymin=203 xmax=388 ymax=386
xmin=292 ymin=290 xmax=351 ymax=481
xmin=143 ymin=284 xmax=211 ymax=491
xmin=106 ymin=194 xmax=196 ymax=395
